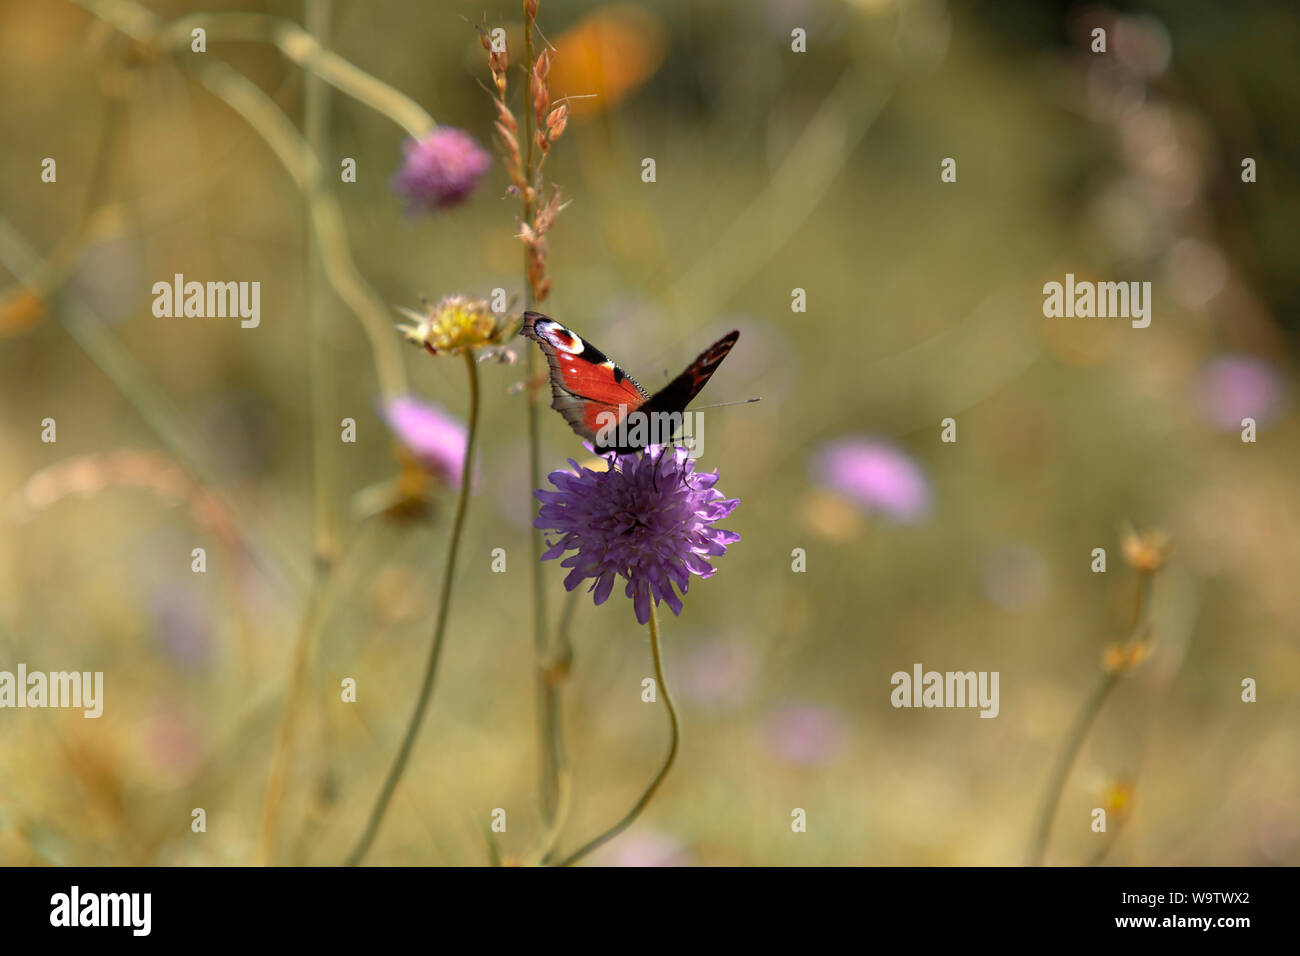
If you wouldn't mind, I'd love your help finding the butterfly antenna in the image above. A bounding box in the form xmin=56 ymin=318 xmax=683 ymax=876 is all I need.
xmin=690 ymin=397 xmax=762 ymax=411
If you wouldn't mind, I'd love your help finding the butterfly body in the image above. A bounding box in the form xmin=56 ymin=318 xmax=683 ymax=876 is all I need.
xmin=521 ymin=311 xmax=738 ymax=454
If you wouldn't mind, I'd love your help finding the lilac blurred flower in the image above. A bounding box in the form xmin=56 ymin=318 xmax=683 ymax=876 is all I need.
xmin=678 ymin=638 xmax=757 ymax=711
xmin=391 ymin=128 xmax=491 ymax=213
xmin=813 ymin=437 xmax=931 ymax=523
xmin=602 ymin=831 xmax=689 ymax=867
xmin=147 ymin=585 xmax=212 ymax=671
xmin=762 ymin=703 xmax=848 ymax=766
xmin=381 ymin=396 xmax=467 ymax=486
xmin=1196 ymin=355 xmax=1287 ymax=431
xmin=534 ymin=446 xmax=740 ymax=625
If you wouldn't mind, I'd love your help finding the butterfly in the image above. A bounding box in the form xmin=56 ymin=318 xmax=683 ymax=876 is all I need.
xmin=520 ymin=311 xmax=739 ymax=455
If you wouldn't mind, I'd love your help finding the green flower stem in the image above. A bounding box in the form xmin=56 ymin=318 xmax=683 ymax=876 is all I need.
xmin=72 ymin=0 xmax=409 ymax=403
xmin=256 ymin=574 xmax=328 ymax=864
xmin=302 ymin=0 xmax=342 ymax=576
xmin=1028 ymin=569 xmax=1154 ymax=866
xmin=526 ymin=588 xmax=580 ymax=865
xmin=255 ymin=0 xmax=338 ymax=866
xmin=1027 ymin=670 xmax=1120 ymax=867
xmin=556 ymin=603 xmax=679 ymax=867
xmin=668 ymin=36 xmax=893 ymax=324
xmin=155 ymin=12 xmax=435 ymax=140
xmin=344 ymin=350 xmax=480 ymax=866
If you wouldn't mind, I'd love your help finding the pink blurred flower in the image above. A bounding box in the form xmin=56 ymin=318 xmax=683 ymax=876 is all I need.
xmin=813 ymin=437 xmax=931 ymax=523
xmin=146 ymin=703 xmax=204 ymax=780
xmin=762 ymin=703 xmax=848 ymax=766
xmin=602 ymin=831 xmax=689 ymax=867
xmin=677 ymin=638 xmax=756 ymax=711
xmin=391 ymin=128 xmax=491 ymax=213
xmin=1197 ymin=355 xmax=1287 ymax=430
xmin=381 ymin=397 xmax=467 ymax=486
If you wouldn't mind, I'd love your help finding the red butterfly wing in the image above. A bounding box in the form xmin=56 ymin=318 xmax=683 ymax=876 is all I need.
xmin=522 ymin=312 xmax=739 ymax=453
xmin=521 ymin=311 xmax=648 ymax=445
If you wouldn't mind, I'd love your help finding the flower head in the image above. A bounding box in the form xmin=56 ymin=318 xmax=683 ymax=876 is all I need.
xmin=812 ymin=437 xmax=930 ymax=524
xmin=534 ymin=447 xmax=739 ymax=625
xmin=1121 ymin=525 xmax=1170 ymax=574
xmin=397 ymin=294 xmax=505 ymax=357
xmin=391 ymin=127 xmax=492 ymax=213
xmin=381 ymin=396 xmax=467 ymax=486
xmin=1100 ymin=779 xmax=1135 ymax=820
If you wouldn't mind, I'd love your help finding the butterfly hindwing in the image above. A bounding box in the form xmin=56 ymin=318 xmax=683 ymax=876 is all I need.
xmin=521 ymin=311 xmax=738 ymax=453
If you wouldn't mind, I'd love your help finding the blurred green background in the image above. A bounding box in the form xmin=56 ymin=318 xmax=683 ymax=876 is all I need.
xmin=1 ymin=0 xmax=1297 ymax=865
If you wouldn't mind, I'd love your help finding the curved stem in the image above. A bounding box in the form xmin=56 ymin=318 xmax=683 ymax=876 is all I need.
xmin=256 ymin=575 xmax=328 ymax=863
xmin=254 ymin=0 xmax=338 ymax=866
xmin=556 ymin=604 xmax=679 ymax=867
xmin=71 ymin=0 xmax=409 ymax=403
xmin=0 ymin=217 xmax=306 ymax=590
xmin=344 ymin=351 xmax=480 ymax=866
xmin=1027 ymin=671 xmax=1119 ymax=867
xmin=157 ymin=12 xmax=435 ymax=139
xmin=1028 ymin=569 xmax=1153 ymax=866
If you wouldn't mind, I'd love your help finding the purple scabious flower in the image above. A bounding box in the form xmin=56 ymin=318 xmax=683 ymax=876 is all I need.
xmin=812 ymin=437 xmax=930 ymax=524
xmin=534 ymin=447 xmax=740 ymax=625
xmin=1196 ymin=354 xmax=1288 ymax=431
xmin=391 ymin=128 xmax=491 ymax=213
xmin=381 ymin=396 xmax=467 ymax=486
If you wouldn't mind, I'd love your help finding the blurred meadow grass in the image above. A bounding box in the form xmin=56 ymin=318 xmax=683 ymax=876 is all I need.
xmin=0 ymin=0 xmax=1298 ymax=865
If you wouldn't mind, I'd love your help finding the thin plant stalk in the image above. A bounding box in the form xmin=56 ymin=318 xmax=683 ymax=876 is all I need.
xmin=256 ymin=577 xmax=327 ymax=863
xmin=0 ymin=217 xmax=305 ymax=590
xmin=667 ymin=39 xmax=893 ymax=325
xmin=517 ymin=2 xmax=563 ymax=828
xmin=255 ymin=0 xmax=338 ymax=865
xmin=344 ymin=351 xmax=480 ymax=866
xmin=525 ymin=588 xmax=580 ymax=865
xmin=72 ymin=0 xmax=409 ymax=403
xmin=556 ymin=604 xmax=679 ymax=867
xmin=156 ymin=12 xmax=435 ymax=139
xmin=1028 ymin=570 xmax=1154 ymax=866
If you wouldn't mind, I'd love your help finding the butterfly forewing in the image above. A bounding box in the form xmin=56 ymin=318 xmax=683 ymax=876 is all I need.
xmin=639 ymin=331 xmax=740 ymax=417
xmin=521 ymin=311 xmax=648 ymax=445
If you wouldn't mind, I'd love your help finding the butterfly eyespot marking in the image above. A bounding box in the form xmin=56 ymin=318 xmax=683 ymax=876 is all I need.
xmin=537 ymin=321 xmax=584 ymax=354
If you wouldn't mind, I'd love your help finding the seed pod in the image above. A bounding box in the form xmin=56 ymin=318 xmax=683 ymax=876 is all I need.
xmin=546 ymin=104 xmax=568 ymax=140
